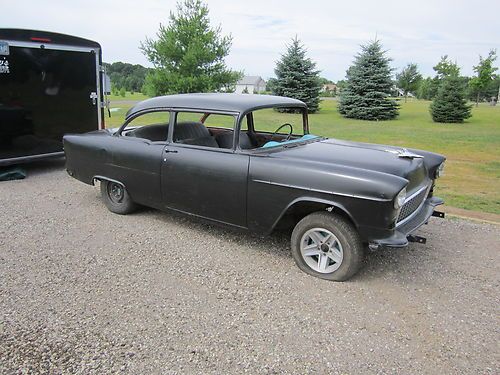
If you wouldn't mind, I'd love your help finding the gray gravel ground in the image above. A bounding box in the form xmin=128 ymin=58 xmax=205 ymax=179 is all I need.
xmin=0 ymin=159 xmax=499 ymax=374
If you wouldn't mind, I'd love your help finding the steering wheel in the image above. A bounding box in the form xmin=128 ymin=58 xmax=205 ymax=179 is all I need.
xmin=270 ymin=123 xmax=294 ymax=142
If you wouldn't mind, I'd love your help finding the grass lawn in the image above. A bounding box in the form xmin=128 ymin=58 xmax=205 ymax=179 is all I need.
xmin=105 ymin=98 xmax=500 ymax=215
xmin=107 ymin=92 xmax=149 ymax=101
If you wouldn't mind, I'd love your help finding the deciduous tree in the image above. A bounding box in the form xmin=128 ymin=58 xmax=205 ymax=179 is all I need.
xmin=396 ymin=63 xmax=422 ymax=102
xmin=433 ymin=55 xmax=460 ymax=79
xmin=469 ymin=49 xmax=498 ymax=106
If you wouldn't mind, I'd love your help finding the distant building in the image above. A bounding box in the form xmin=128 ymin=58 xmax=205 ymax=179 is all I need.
xmin=322 ymin=83 xmax=337 ymax=92
xmin=395 ymin=87 xmax=415 ymax=98
xmin=235 ymin=76 xmax=266 ymax=94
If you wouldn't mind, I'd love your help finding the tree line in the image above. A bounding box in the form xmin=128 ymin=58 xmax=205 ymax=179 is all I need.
xmin=103 ymin=62 xmax=150 ymax=96
xmin=112 ymin=0 xmax=499 ymax=123
xmin=408 ymin=52 xmax=499 ymax=106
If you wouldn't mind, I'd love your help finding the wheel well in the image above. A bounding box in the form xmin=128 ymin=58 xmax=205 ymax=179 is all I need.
xmin=92 ymin=176 xmax=125 ymax=188
xmin=273 ymin=200 xmax=356 ymax=232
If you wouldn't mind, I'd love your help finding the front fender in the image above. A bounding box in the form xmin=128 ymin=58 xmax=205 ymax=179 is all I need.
xmin=269 ymin=196 xmax=359 ymax=233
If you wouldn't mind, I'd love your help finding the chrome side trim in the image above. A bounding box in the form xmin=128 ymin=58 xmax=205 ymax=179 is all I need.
xmin=396 ymin=183 xmax=432 ymax=228
xmin=252 ymin=179 xmax=391 ymax=202
xmin=92 ymin=175 xmax=125 ymax=187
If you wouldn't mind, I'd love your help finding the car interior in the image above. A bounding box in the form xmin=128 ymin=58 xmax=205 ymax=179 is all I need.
xmin=124 ymin=110 xmax=312 ymax=150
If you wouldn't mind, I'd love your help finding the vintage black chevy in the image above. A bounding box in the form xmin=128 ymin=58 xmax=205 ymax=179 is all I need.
xmin=64 ymin=94 xmax=445 ymax=281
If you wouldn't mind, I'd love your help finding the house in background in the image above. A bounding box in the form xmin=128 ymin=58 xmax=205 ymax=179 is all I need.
xmin=322 ymin=83 xmax=337 ymax=94
xmin=235 ymin=76 xmax=266 ymax=94
xmin=394 ymin=87 xmax=415 ymax=98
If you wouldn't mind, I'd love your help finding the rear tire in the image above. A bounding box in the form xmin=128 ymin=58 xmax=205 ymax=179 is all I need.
xmin=291 ymin=212 xmax=364 ymax=281
xmin=100 ymin=180 xmax=137 ymax=215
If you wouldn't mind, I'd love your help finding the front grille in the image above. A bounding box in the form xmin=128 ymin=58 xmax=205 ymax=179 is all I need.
xmin=397 ymin=186 xmax=429 ymax=224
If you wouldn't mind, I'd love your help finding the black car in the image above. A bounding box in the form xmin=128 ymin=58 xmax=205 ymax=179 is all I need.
xmin=64 ymin=93 xmax=445 ymax=281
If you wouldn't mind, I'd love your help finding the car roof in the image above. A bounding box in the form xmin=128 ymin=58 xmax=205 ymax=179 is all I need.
xmin=125 ymin=93 xmax=306 ymax=119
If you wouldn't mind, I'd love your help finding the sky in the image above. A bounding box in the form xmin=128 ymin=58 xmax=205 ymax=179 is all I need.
xmin=2 ymin=0 xmax=499 ymax=81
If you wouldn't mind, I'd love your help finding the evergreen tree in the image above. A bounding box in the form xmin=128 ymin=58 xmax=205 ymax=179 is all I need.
xmin=266 ymin=78 xmax=278 ymax=94
xmin=430 ymin=76 xmax=472 ymax=123
xmin=141 ymin=0 xmax=241 ymax=96
xmin=338 ymin=40 xmax=399 ymax=120
xmin=273 ymin=37 xmax=322 ymax=113
xmin=423 ymin=56 xmax=462 ymax=100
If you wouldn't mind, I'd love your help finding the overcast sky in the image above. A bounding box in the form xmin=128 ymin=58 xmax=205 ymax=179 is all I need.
xmin=2 ymin=0 xmax=499 ymax=81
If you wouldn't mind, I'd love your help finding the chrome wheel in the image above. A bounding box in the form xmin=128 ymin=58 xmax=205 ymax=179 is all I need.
xmin=300 ymin=228 xmax=344 ymax=274
xmin=107 ymin=182 xmax=124 ymax=204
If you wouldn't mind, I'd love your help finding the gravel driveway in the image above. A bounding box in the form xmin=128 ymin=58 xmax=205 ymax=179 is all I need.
xmin=1 ymin=160 xmax=498 ymax=374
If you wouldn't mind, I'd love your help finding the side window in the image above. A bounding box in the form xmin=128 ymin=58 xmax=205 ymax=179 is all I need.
xmin=121 ymin=111 xmax=170 ymax=142
xmin=173 ymin=112 xmax=236 ymax=149
xmin=202 ymin=114 xmax=237 ymax=129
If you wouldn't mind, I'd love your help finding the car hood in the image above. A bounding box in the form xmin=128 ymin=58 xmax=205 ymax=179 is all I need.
xmin=267 ymin=138 xmax=445 ymax=190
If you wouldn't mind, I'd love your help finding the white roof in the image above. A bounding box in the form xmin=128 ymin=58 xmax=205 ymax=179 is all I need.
xmin=237 ymin=75 xmax=265 ymax=85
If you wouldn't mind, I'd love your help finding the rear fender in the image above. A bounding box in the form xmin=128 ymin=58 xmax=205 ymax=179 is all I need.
xmin=92 ymin=175 xmax=125 ymax=188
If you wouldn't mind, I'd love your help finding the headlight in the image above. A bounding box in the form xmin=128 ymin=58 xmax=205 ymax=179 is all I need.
xmin=394 ymin=188 xmax=406 ymax=209
xmin=435 ymin=162 xmax=445 ymax=178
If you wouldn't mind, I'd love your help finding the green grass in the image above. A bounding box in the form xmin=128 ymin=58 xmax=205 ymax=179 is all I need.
xmin=309 ymin=100 xmax=500 ymax=215
xmin=105 ymin=98 xmax=500 ymax=214
xmin=107 ymin=92 xmax=149 ymax=101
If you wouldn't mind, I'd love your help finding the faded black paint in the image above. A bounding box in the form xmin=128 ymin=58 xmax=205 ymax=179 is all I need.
xmin=64 ymin=94 xmax=445 ymax=248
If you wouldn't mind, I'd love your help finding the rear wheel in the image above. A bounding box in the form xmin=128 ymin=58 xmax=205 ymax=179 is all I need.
xmin=100 ymin=180 xmax=137 ymax=215
xmin=291 ymin=212 xmax=363 ymax=281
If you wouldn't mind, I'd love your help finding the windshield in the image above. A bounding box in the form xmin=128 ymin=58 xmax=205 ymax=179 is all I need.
xmin=239 ymin=106 xmax=319 ymax=150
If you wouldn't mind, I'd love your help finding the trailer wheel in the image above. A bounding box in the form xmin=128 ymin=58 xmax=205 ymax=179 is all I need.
xmin=100 ymin=180 xmax=137 ymax=215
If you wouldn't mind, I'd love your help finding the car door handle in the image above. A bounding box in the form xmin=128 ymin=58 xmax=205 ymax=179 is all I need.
xmin=164 ymin=149 xmax=178 ymax=153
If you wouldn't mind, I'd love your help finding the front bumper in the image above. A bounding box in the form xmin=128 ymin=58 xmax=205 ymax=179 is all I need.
xmin=368 ymin=196 xmax=444 ymax=249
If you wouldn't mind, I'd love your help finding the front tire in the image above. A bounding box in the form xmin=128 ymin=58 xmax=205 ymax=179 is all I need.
xmin=291 ymin=212 xmax=364 ymax=281
xmin=100 ymin=180 xmax=137 ymax=215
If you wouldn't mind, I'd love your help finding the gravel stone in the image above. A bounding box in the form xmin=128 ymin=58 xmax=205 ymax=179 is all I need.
xmin=0 ymin=159 xmax=499 ymax=374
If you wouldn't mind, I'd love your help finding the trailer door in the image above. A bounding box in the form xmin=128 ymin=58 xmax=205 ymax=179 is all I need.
xmin=0 ymin=42 xmax=100 ymax=162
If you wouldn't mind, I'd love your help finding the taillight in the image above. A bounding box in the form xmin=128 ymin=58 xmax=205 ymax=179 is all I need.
xmin=30 ymin=37 xmax=51 ymax=43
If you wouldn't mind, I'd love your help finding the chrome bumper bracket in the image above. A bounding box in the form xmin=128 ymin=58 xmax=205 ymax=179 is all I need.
xmin=407 ymin=234 xmax=427 ymax=244
xmin=432 ymin=210 xmax=445 ymax=218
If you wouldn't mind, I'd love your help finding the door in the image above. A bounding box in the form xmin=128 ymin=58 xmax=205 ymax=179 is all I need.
xmin=0 ymin=42 xmax=99 ymax=160
xmin=161 ymin=146 xmax=249 ymax=228
xmin=107 ymin=111 xmax=171 ymax=206
xmin=109 ymin=137 xmax=164 ymax=206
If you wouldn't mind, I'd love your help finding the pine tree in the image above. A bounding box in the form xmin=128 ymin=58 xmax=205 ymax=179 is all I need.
xmin=141 ymin=0 xmax=241 ymax=95
xmin=273 ymin=37 xmax=322 ymax=113
xmin=430 ymin=76 xmax=472 ymax=123
xmin=338 ymin=40 xmax=399 ymax=120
